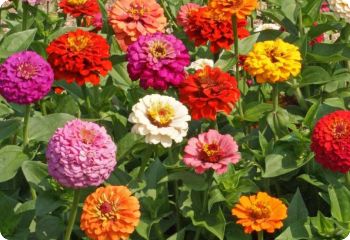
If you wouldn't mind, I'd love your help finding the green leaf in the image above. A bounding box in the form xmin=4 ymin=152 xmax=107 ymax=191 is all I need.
xmin=301 ymin=66 xmax=332 ymax=86
xmin=303 ymin=100 xmax=320 ymax=128
xmin=0 ymin=145 xmax=29 ymax=182
xmin=35 ymin=215 xmax=64 ymax=240
xmin=28 ymin=113 xmax=75 ymax=142
xmin=117 ymin=133 xmax=144 ymax=160
xmin=0 ymin=29 xmax=37 ymax=52
xmin=21 ymin=161 xmax=48 ymax=187
xmin=159 ymin=171 xmax=207 ymax=191
xmin=0 ymin=192 xmax=21 ymax=236
xmin=307 ymin=43 xmax=350 ymax=63
xmin=0 ymin=118 xmax=21 ymax=141
xmin=328 ymin=185 xmax=350 ymax=223
xmin=244 ymin=103 xmax=273 ymax=122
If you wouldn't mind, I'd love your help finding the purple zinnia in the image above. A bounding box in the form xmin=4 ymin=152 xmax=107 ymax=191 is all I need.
xmin=0 ymin=51 xmax=54 ymax=104
xmin=46 ymin=119 xmax=117 ymax=188
xmin=126 ymin=32 xmax=190 ymax=90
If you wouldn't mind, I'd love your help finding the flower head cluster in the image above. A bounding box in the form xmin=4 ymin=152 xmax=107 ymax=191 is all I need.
xmin=108 ymin=0 xmax=167 ymax=51
xmin=0 ymin=51 xmax=54 ymax=104
xmin=47 ymin=119 xmax=117 ymax=188
xmin=208 ymin=0 xmax=257 ymax=19
xmin=232 ymin=192 xmax=288 ymax=233
xmin=244 ymin=39 xmax=302 ymax=84
xmin=81 ymin=186 xmax=140 ymax=240
xmin=127 ymin=32 xmax=190 ymax=90
xmin=46 ymin=29 xmax=112 ymax=86
xmin=178 ymin=66 xmax=240 ymax=120
xmin=182 ymin=7 xmax=249 ymax=53
xmin=183 ymin=130 xmax=240 ymax=174
xmin=176 ymin=3 xmax=201 ymax=32
xmin=328 ymin=0 xmax=350 ymax=23
xmin=311 ymin=110 xmax=350 ymax=173
xmin=59 ymin=0 xmax=100 ymax=18
xmin=128 ymin=94 xmax=191 ymax=148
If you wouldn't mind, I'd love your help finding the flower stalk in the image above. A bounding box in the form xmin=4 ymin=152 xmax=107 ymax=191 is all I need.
xmin=272 ymin=84 xmax=279 ymax=113
xmin=23 ymin=104 xmax=31 ymax=150
xmin=64 ymin=189 xmax=81 ymax=240
xmin=346 ymin=172 xmax=350 ymax=188
xmin=258 ymin=231 xmax=264 ymax=240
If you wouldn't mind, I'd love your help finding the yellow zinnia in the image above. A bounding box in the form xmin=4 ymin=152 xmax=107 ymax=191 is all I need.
xmin=208 ymin=0 xmax=258 ymax=19
xmin=244 ymin=39 xmax=302 ymax=84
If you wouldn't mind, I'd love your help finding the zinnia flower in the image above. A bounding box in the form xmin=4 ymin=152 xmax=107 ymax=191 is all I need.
xmin=126 ymin=32 xmax=190 ymax=90
xmin=178 ymin=66 xmax=240 ymax=120
xmin=184 ymin=7 xmax=249 ymax=53
xmin=186 ymin=58 xmax=214 ymax=71
xmin=59 ymin=0 xmax=100 ymax=18
xmin=46 ymin=29 xmax=112 ymax=86
xmin=311 ymin=110 xmax=350 ymax=173
xmin=128 ymin=94 xmax=191 ymax=148
xmin=176 ymin=3 xmax=201 ymax=32
xmin=183 ymin=129 xmax=240 ymax=174
xmin=47 ymin=119 xmax=117 ymax=188
xmin=328 ymin=0 xmax=350 ymax=23
xmin=232 ymin=192 xmax=288 ymax=234
xmin=244 ymin=39 xmax=302 ymax=84
xmin=81 ymin=185 xmax=140 ymax=240
xmin=108 ymin=0 xmax=167 ymax=51
xmin=208 ymin=0 xmax=258 ymax=19
xmin=0 ymin=51 xmax=54 ymax=104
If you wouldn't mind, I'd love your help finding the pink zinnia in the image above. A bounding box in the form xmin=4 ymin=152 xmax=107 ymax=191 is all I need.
xmin=183 ymin=130 xmax=240 ymax=174
xmin=47 ymin=119 xmax=117 ymax=188
xmin=127 ymin=32 xmax=190 ymax=90
xmin=176 ymin=3 xmax=201 ymax=32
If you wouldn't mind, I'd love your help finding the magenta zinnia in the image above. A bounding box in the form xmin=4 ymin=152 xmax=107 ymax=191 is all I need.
xmin=127 ymin=32 xmax=190 ymax=90
xmin=0 ymin=51 xmax=54 ymax=104
xmin=183 ymin=129 xmax=240 ymax=174
xmin=47 ymin=119 xmax=117 ymax=188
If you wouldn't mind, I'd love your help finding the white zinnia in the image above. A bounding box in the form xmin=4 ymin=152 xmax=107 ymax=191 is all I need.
xmin=328 ymin=0 xmax=350 ymax=23
xmin=186 ymin=59 xmax=214 ymax=71
xmin=128 ymin=94 xmax=191 ymax=148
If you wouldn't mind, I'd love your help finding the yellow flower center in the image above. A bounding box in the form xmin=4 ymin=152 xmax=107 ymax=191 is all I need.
xmin=249 ymin=201 xmax=271 ymax=219
xmin=332 ymin=121 xmax=350 ymax=139
xmin=147 ymin=102 xmax=175 ymax=127
xmin=80 ymin=129 xmax=96 ymax=144
xmin=16 ymin=63 xmax=38 ymax=80
xmin=67 ymin=0 xmax=87 ymax=6
xmin=202 ymin=143 xmax=221 ymax=163
xmin=67 ymin=35 xmax=90 ymax=52
xmin=149 ymin=41 xmax=168 ymax=59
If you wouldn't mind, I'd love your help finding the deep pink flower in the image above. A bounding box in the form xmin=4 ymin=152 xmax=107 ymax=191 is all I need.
xmin=47 ymin=119 xmax=117 ymax=188
xmin=126 ymin=32 xmax=190 ymax=90
xmin=321 ymin=2 xmax=330 ymax=12
xmin=0 ymin=51 xmax=54 ymax=104
xmin=183 ymin=129 xmax=240 ymax=174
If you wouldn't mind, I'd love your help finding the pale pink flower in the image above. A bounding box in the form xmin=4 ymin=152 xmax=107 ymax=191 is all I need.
xmin=183 ymin=129 xmax=240 ymax=174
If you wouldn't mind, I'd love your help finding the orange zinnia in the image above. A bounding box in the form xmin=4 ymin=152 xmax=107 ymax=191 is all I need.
xmin=232 ymin=192 xmax=287 ymax=234
xmin=80 ymin=186 xmax=141 ymax=240
xmin=208 ymin=0 xmax=257 ymax=19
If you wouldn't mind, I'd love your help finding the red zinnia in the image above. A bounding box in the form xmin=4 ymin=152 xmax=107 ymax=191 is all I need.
xmin=46 ymin=29 xmax=112 ymax=86
xmin=311 ymin=110 xmax=350 ymax=173
xmin=178 ymin=66 xmax=240 ymax=120
xmin=184 ymin=7 xmax=249 ymax=53
xmin=59 ymin=0 xmax=100 ymax=18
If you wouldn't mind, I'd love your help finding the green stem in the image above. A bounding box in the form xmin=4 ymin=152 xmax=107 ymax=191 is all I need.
xmin=194 ymin=172 xmax=213 ymax=240
xmin=174 ymin=181 xmax=181 ymax=231
xmin=298 ymin=3 xmax=304 ymax=38
xmin=23 ymin=105 xmax=31 ymax=150
xmin=137 ymin=158 xmax=148 ymax=180
xmin=82 ymin=85 xmax=92 ymax=117
xmin=258 ymin=231 xmax=264 ymax=240
xmin=22 ymin=2 xmax=28 ymax=30
xmin=294 ymin=86 xmax=308 ymax=110
xmin=346 ymin=172 xmax=350 ymax=188
xmin=64 ymin=190 xmax=81 ymax=240
xmin=272 ymin=84 xmax=279 ymax=113
xmin=232 ymin=15 xmax=240 ymax=82
xmin=40 ymin=100 xmax=47 ymax=116
xmin=159 ymin=0 xmax=178 ymax=28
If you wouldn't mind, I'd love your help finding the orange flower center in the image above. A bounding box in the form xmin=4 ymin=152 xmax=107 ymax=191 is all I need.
xmin=67 ymin=0 xmax=88 ymax=6
xmin=249 ymin=201 xmax=271 ymax=219
xmin=149 ymin=41 xmax=169 ymax=59
xmin=332 ymin=121 xmax=350 ymax=139
xmin=16 ymin=62 xmax=38 ymax=80
xmin=147 ymin=102 xmax=175 ymax=127
xmin=80 ymin=129 xmax=96 ymax=144
xmin=202 ymin=143 xmax=221 ymax=163
xmin=67 ymin=35 xmax=90 ymax=52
